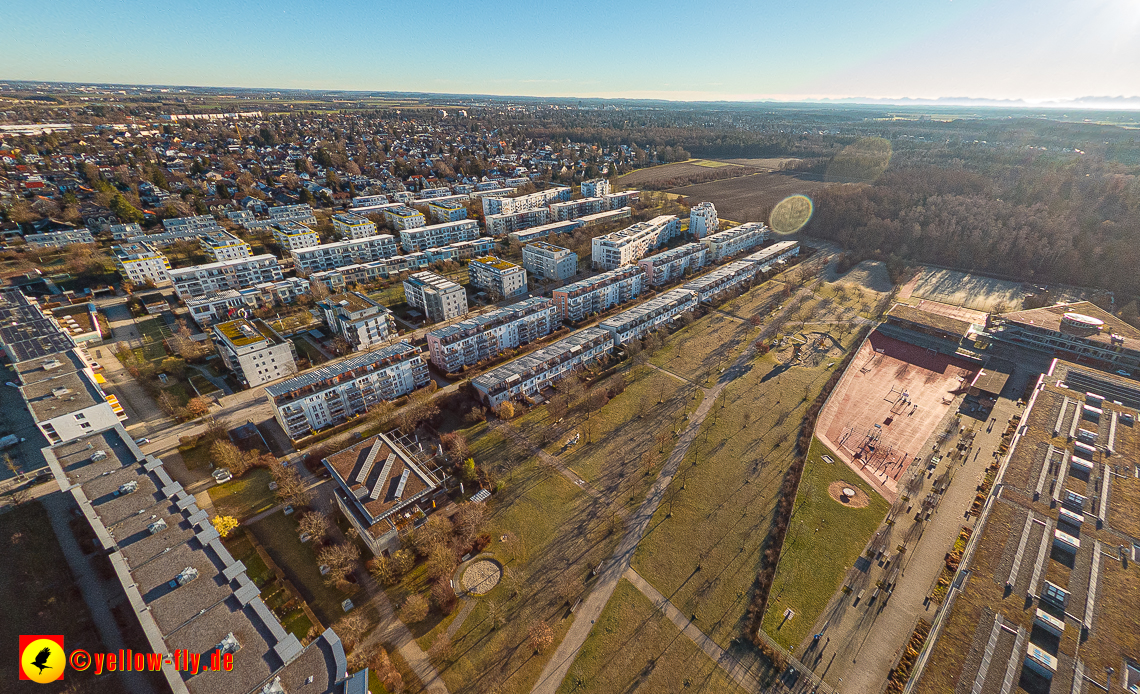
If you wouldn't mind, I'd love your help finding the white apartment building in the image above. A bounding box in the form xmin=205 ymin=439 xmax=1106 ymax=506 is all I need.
xmin=427 ymin=200 xmax=467 ymax=223
xmin=591 ymin=215 xmax=680 ymax=270
xmin=485 ymin=208 xmax=551 ymax=236
xmin=332 ymin=213 xmax=377 ymax=239
xmin=602 ymin=191 xmax=639 ymax=210
xmin=403 ymin=271 xmax=468 ymax=323
xmin=425 ymin=296 xmax=561 ymax=373
xmin=398 ymin=219 xmax=480 ymax=253
xmin=383 ymin=205 xmax=426 ymax=231
xmin=743 ymin=240 xmax=800 ymax=273
xmin=417 ymin=187 xmax=450 ymax=200
xmin=688 ymin=201 xmax=719 ymax=239
xmin=169 ymin=254 xmax=283 ymax=299
xmin=163 ymin=215 xmax=221 ymax=233
xmin=266 ymin=341 xmax=430 ymax=439
xmin=267 ymin=204 xmax=317 ymax=225
xmin=580 ymin=178 xmax=612 ymax=198
xmin=291 ymin=234 xmax=398 ymax=274
xmin=113 ymin=242 xmax=171 ymax=286
xmin=309 ymin=238 xmax=496 ymax=290
xmin=25 ymin=229 xmax=96 ymax=248
xmin=637 ymin=243 xmax=709 ymax=286
xmin=108 ymin=222 xmax=143 ymax=240
xmin=471 ymin=327 xmax=614 ymax=407
xmin=211 ymin=318 xmax=297 ymax=388
xmin=522 ymin=242 xmax=578 ymax=281
xmin=199 ymin=230 xmax=252 ymax=262
xmin=549 ymin=197 xmax=604 ymax=222
xmin=598 ymin=288 xmax=699 ymax=345
xmin=271 ymin=220 xmax=321 ymax=251
xmin=469 ymin=256 xmax=528 ymax=299
xmin=317 ymin=292 xmax=395 ymax=351
xmin=701 ymin=222 xmax=770 ymax=261
xmin=508 ymin=219 xmax=583 ymax=244
xmin=578 ymin=207 xmax=633 ymax=227
xmin=481 ymin=186 xmax=571 ymax=216
xmin=551 ymin=265 xmax=646 ymax=322
xmin=683 ymin=260 xmax=760 ymax=302
xmin=351 ymin=194 xmax=388 ymax=207
xmin=185 ymin=277 xmax=311 ymax=328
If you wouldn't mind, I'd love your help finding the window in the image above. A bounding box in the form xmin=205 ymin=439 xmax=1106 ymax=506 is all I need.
xmin=79 ymin=422 xmax=92 ymax=430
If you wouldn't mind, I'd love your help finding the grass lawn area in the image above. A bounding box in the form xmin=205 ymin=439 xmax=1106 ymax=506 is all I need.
xmin=368 ymin=670 xmax=391 ymax=694
xmin=719 ymin=279 xmax=787 ymax=321
xmin=556 ymin=578 xmax=737 ymax=694
xmin=208 ymin=467 xmax=277 ymax=520
xmin=650 ymin=310 xmax=757 ymax=382
xmin=178 ymin=439 xmax=212 ymax=470
xmin=224 ymin=529 xmax=315 ymax=642
xmin=761 ymin=437 xmax=889 ymax=650
xmin=292 ymin=337 xmax=329 ymax=366
xmin=188 ymin=373 xmax=220 ymax=396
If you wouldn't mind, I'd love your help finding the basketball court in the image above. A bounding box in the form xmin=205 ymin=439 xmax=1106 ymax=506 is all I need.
xmin=815 ymin=331 xmax=979 ymax=500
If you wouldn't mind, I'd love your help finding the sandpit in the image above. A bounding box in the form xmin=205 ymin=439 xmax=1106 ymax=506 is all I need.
xmin=461 ymin=559 xmax=501 ymax=595
xmin=828 ymin=481 xmax=869 ymax=508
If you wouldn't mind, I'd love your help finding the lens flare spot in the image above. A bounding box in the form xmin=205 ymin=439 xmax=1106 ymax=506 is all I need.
xmin=769 ymin=194 xmax=814 ymax=234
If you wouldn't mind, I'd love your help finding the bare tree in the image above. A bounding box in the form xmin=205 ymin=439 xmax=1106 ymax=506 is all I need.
xmin=317 ymin=543 xmax=360 ymax=586
xmin=399 ymin=594 xmax=429 ymax=623
xmin=298 ymin=511 xmax=330 ymax=543
xmin=271 ymin=463 xmax=311 ymax=507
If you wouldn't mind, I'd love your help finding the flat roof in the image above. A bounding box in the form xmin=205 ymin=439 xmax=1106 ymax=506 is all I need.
xmin=472 ymin=256 xmax=519 ymax=271
xmin=22 ymin=369 xmax=103 ymax=418
xmin=324 ymin=434 xmax=439 ymax=527
xmin=969 ymin=358 xmax=1014 ymax=395
xmin=213 ymin=318 xmax=273 ymax=347
xmin=266 ymin=340 xmax=419 ymax=398
xmin=999 ymin=301 xmax=1140 ymax=351
xmin=886 ymin=303 xmax=973 ymax=339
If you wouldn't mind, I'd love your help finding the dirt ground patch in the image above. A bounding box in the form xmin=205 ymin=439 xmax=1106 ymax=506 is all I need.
xmin=461 ymin=559 xmax=501 ymax=595
xmin=668 ymin=172 xmax=834 ymax=223
xmin=618 ymin=160 xmax=751 ymax=187
xmin=827 ymin=480 xmax=870 ymax=508
xmin=899 ymin=267 xmax=1025 ymax=312
xmin=827 ymin=260 xmax=894 ymax=294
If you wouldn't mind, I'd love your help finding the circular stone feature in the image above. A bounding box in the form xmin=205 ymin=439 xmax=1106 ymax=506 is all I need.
xmin=828 ymin=481 xmax=870 ymax=508
xmin=461 ymin=560 xmax=501 ymax=595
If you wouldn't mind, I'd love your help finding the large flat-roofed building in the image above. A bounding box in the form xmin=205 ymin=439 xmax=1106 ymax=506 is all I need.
xmin=323 ymin=433 xmax=443 ymax=556
xmin=990 ymin=301 xmax=1140 ymax=372
xmin=266 ymin=203 xmax=317 ymax=225
xmin=163 ymin=214 xmax=221 ymax=234
xmin=211 ymin=318 xmax=297 ymax=387
xmin=309 ymin=238 xmax=496 ymax=290
xmin=598 ymin=288 xmax=698 ymax=345
xmin=508 ymin=219 xmax=583 ymax=244
xmin=688 ymin=201 xmax=719 ymax=239
xmin=523 ymin=242 xmax=578 ymax=281
xmin=403 ymin=271 xmax=468 ymax=323
xmin=332 ymin=212 xmax=377 ymax=239
xmin=469 ymin=256 xmax=528 ymax=299
xmin=271 ymin=220 xmax=320 ymax=250
xmin=549 ymin=197 xmax=604 ymax=221
xmin=290 ymin=234 xmax=398 ymax=274
xmin=472 ymin=327 xmax=614 ymax=407
xmin=601 ymin=191 xmax=639 ymax=210
xmin=577 ymin=206 xmax=632 ymax=227
xmin=580 ymin=178 xmax=611 ymax=198
xmin=25 ymin=228 xmax=96 ymax=248
xmin=742 ymin=239 xmax=800 ymax=272
xmin=41 ymin=424 xmax=350 ymax=694
xmin=351 ymin=194 xmax=389 ymax=207
xmin=552 ymin=265 xmax=646 ymax=323
xmin=113 ymin=241 xmax=171 ymax=286
xmin=17 ymin=348 xmax=123 ymax=444
xmin=427 ymin=199 xmax=467 ymax=223
xmin=383 ymin=205 xmax=426 ymax=231
xmin=426 ymin=296 xmax=561 ymax=373
xmin=318 ymin=291 xmax=395 ymax=351
xmin=266 ymin=341 xmax=430 ymax=439
xmin=169 ymin=254 xmax=283 ymax=299
xmin=701 ymin=221 xmax=770 ymax=261
xmin=485 ymin=208 xmax=551 ymax=236
xmin=398 ymin=218 xmax=479 ymax=253
xmin=481 ymin=186 xmax=571 ymax=216
xmin=638 ymin=242 xmax=708 ymax=286
xmin=198 ymin=229 xmax=252 ymax=262
xmin=911 ymin=359 xmax=1140 ymax=694
xmin=682 ymin=260 xmax=759 ymax=302
xmin=109 ymin=222 xmax=144 ymax=240
xmin=883 ymin=302 xmax=978 ymax=348
xmin=591 ymin=215 xmax=680 ymax=270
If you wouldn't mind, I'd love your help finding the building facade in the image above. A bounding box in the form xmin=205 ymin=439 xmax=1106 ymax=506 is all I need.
xmin=271 ymin=221 xmax=320 ymax=251
xmin=472 ymin=327 xmax=614 ymax=407
xmin=481 ymin=186 xmax=571 ymax=216
xmin=397 ymin=219 xmax=480 ymax=253
xmin=522 ymin=242 xmax=578 ymax=281
xmin=426 ymin=296 xmax=561 ymax=373
xmin=211 ymin=318 xmax=297 ymax=388
xmin=25 ymin=229 xmax=96 ymax=248
xmin=332 ymin=213 xmax=377 ymax=239
xmin=383 ymin=205 xmax=426 ymax=230
xmin=317 ymin=292 xmax=395 ymax=351
xmin=169 ymin=255 xmax=284 ymax=299
xmin=701 ymin=222 xmax=770 ymax=261
xmin=113 ymin=242 xmax=171 ymax=286
xmin=688 ymin=201 xmax=719 ymax=239
xmin=485 ymin=208 xmax=551 ymax=236
xmin=552 ymin=265 xmax=646 ymax=323
xmin=591 ymin=215 xmax=680 ymax=270
xmin=549 ymin=197 xmax=604 ymax=221
xmin=580 ymin=178 xmax=611 ymax=198
xmin=290 ymin=235 xmax=398 ymax=274
xmin=199 ymin=230 xmax=253 ymax=262
xmin=403 ymin=271 xmax=468 ymax=323
xmin=598 ymin=288 xmax=699 ymax=345
xmin=637 ymin=243 xmax=708 ymax=286
xmin=743 ymin=240 xmax=800 ymax=273
xmin=682 ymin=260 xmax=759 ymax=302
xmin=427 ymin=200 xmax=467 ymax=223
xmin=267 ymin=204 xmax=317 ymax=225
xmin=469 ymin=256 xmax=528 ymax=299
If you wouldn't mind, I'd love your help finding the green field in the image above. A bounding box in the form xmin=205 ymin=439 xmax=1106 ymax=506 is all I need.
xmin=207 ymin=467 xmax=277 ymax=520
xmin=649 ymin=309 xmax=757 ymax=382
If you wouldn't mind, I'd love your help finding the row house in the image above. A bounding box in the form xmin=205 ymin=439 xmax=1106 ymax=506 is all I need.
xmin=682 ymin=260 xmax=760 ymax=302
xmin=701 ymin=222 xmax=770 ymax=261
xmin=551 ymin=265 xmax=646 ymax=323
xmin=637 ymin=243 xmax=708 ymax=286
xmin=169 ymin=255 xmax=283 ymax=299
xmin=471 ymin=327 xmax=614 ymax=407
xmin=598 ymin=288 xmax=699 ymax=345
xmin=426 ymin=296 xmax=561 ymax=373
xmin=290 ymin=234 xmax=398 ymax=274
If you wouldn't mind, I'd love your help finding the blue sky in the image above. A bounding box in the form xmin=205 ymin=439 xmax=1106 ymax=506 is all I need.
xmin=4 ymin=0 xmax=1139 ymax=101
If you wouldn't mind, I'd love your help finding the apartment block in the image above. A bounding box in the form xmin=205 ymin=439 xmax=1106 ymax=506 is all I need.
xmin=743 ymin=240 xmax=800 ymax=273
xmin=318 ymin=292 xmax=395 ymax=351
xmin=683 ymin=260 xmax=759 ymax=302
xmin=398 ymin=219 xmax=480 ymax=253
xmin=522 ymin=242 xmax=578 ymax=282
xmin=417 ymin=187 xmax=450 ymax=200
xmin=469 ymin=256 xmax=528 ymax=299
xmin=25 ymin=229 xmax=96 ymax=248
xmin=508 ymin=219 xmax=583 ymax=244
xmin=481 ymin=186 xmax=571 ymax=216
xmin=383 ymin=205 xmax=426 ymax=231
xmin=271 ymin=220 xmax=320 ymax=251
xmin=267 ymin=203 xmax=317 ymax=225
xmin=163 ymin=215 xmax=221 ymax=234
xmin=211 ymin=318 xmax=297 ymax=388
xmin=472 ymin=327 xmax=614 ymax=407
xmin=199 ymin=230 xmax=252 ymax=262
xmin=169 ymin=255 xmax=283 ymax=299
xmin=351 ymin=194 xmax=389 ymax=207
xmin=185 ymin=277 xmax=310 ymax=328
xmin=591 ymin=215 xmax=680 ymax=270
xmin=578 ymin=206 xmax=632 ymax=227
xmin=427 ymin=199 xmax=467 ymax=223
xmin=549 ymin=197 xmax=604 ymax=221
xmin=688 ymin=201 xmax=719 ymax=239
xmin=113 ymin=242 xmax=171 ymax=286
xmin=266 ymin=341 xmax=430 ymax=439
xmin=638 ymin=243 xmax=708 ymax=286
xmin=426 ymin=296 xmax=561 ymax=373
xmin=701 ymin=221 xmax=770 ymax=261
xmin=601 ymin=190 xmax=639 ymax=210
xmin=598 ymin=288 xmax=699 ymax=345
xmin=580 ymin=178 xmax=611 ymax=198
xmin=290 ymin=234 xmax=398 ymax=274
xmin=309 ymin=239 xmax=496 ymax=290
xmin=403 ymin=271 xmax=468 ymax=323
xmin=108 ymin=222 xmax=143 ymax=240
xmin=485 ymin=208 xmax=551 ymax=236
xmin=551 ymin=265 xmax=646 ymax=323
xmin=332 ymin=212 xmax=377 ymax=239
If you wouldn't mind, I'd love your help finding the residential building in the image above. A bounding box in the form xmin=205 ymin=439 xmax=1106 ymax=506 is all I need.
xmin=309 ymin=238 xmax=496 ymax=289
xmin=113 ymin=242 xmax=171 ymax=286
xmin=472 ymin=327 xmax=614 ymax=407
xmin=266 ymin=341 xmax=430 ymax=439
xmin=403 ymin=272 xmax=468 ymax=323
xmin=383 ymin=205 xmax=426 ymax=230
xmin=24 ymin=228 xmax=96 ymax=247
xmin=318 ymin=292 xmax=395 ymax=351
xmin=591 ymin=215 xmax=680 ymax=270
xmin=485 ymin=208 xmax=551 ymax=236
xmin=481 ymin=186 xmax=570 ymax=216
xmin=688 ymin=201 xmax=719 ymax=239
xmin=427 ymin=199 xmax=467 ymax=223
xmin=169 ymin=255 xmax=283 ymax=299
xmin=743 ymin=240 xmax=800 ymax=273
xmin=417 ymin=187 xmax=450 ymax=199
xmin=549 ymin=197 xmax=603 ymax=221
xmin=701 ymin=221 xmax=770 ymax=261
xmin=211 ymin=318 xmax=297 ymax=387
xmin=163 ymin=214 xmax=221 ymax=234
xmin=198 ymin=229 xmax=252 ymax=262
xmin=469 ymin=256 xmax=528 ymax=299
xmin=351 ymin=194 xmax=388 ymax=207
xmin=185 ymin=278 xmax=311 ymax=328
xmin=683 ymin=260 xmax=760 ymax=302
xmin=290 ymin=234 xmax=398 ymax=274
xmin=398 ymin=219 xmax=480 ymax=253
xmin=138 ymin=227 xmax=214 ymax=247
xmin=426 ymin=296 xmax=561 ymax=373
xmin=598 ymin=288 xmax=699 ymax=345
xmin=638 ymin=243 xmax=708 ymax=286
xmin=508 ymin=219 xmax=583 ymax=244
xmin=580 ymin=178 xmax=612 ymax=198
xmin=578 ymin=206 xmax=632 ymax=226
xmin=324 ymin=433 xmax=443 ymax=556
xmin=267 ymin=203 xmax=317 ymax=225
xmin=990 ymin=301 xmax=1140 ymax=372
xmin=601 ymin=191 xmax=639 ymax=210
xmin=332 ymin=212 xmax=377 ymax=239
xmin=271 ymin=220 xmax=320 ymax=251
xmin=552 ymin=265 xmax=646 ymax=322
xmin=108 ymin=222 xmax=143 ymax=240
xmin=523 ymin=242 xmax=578 ymax=282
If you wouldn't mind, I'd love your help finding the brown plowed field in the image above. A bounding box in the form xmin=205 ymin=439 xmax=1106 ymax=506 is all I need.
xmin=618 ymin=160 xmax=756 ymax=188
xmin=667 ymin=171 xmax=834 ymax=223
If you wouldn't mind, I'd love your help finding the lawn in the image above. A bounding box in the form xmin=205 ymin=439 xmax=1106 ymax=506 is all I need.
xmin=178 ymin=439 xmax=212 ymax=470
xmin=556 ymin=578 xmax=737 ymax=694
xmin=292 ymin=337 xmax=329 ymax=366
xmin=649 ymin=310 xmax=757 ymax=382
xmin=760 ymin=437 xmax=890 ymax=650
xmin=225 ymin=527 xmax=317 ymax=642
xmin=208 ymin=467 xmax=277 ymax=520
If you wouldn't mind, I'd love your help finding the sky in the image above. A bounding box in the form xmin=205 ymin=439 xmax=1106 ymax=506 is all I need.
xmin=4 ymin=0 xmax=1140 ymax=102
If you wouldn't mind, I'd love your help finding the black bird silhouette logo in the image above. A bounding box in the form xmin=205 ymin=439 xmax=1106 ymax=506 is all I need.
xmin=31 ymin=646 xmax=54 ymax=674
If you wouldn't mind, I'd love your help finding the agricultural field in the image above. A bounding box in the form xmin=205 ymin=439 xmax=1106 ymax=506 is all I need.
xmin=709 ymin=157 xmax=801 ymax=170
xmin=667 ymin=171 xmax=833 ymax=223
xmin=618 ymin=160 xmax=759 ymax=190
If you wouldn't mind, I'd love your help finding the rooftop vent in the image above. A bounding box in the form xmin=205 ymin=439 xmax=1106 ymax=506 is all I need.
xmin=238 ymin=323 xmax=258 ymax=338
xmin=172 ymin=566 xmax=199 ymax=587
xmin=51 ymin=387 xmax=71 ymax=399
xmin=90 ymin=450 xmax=107 ymax=462
xmin=147 ymin=519 xmax=167 ymax=535
xmin=42 ymin=359 xmax=63 ymax=370
xmin=216 ymin=632 xmax=241 ymax=655
xmin=117 ymin=480 xmax=138 ymax=495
